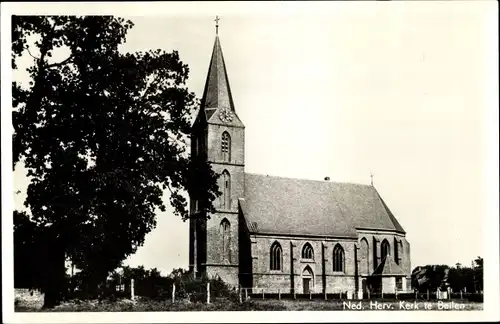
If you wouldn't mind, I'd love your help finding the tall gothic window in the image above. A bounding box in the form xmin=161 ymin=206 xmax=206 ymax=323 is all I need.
xmin=333 ymin=244 xmax=345 ymax=272
xmin=220 ymin=218 xmax=231 ymax=262
xmin=221 ymin=132 xmax=231 ymax=162
xmin=270 ymin=241 xmax=283 ymax=271
xmin=220 ymin=170 xmax=231 ymax=209
xmin=381 ymin=239 xmax=390 ymax=261
xmin=192 ymin=199 xmax=199 ymax=213
xmin=302 ymin=243 xmax=314 ymax=259
xmin=360 ymin=238 xmax=369 ymax=275
xmin=394 ymin=239 xmax=403 ymax=265
xmin=394 ymin=238 xmax=399 ymax=264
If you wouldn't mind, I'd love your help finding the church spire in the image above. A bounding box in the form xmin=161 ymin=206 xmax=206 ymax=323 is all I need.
xmin=200 ymin=21 xmax=236 ymax=120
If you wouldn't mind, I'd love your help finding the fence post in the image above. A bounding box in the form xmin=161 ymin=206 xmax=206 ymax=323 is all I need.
xmin=131 ymin=279 xmax=135 ymax=301
xmin=340 ymin=291 xmax=342 ymax=299
xmin=262 ymin=288 xmax=264 ymax=300
xmin=207 ymin=282 xmax=210 ymax=304
xmin=460 ymin=290 xmax=463 ymax=300
xmin=415 ymin=290 xmax=417 ymax=300
xmin=395 ymin=289 xmax=398 ymax=300
xmin=239 ymin=286 xmax=242 ymax=303
xmin=294 ymin=289 xmax=296 ymax=300
xmin=324 ymin=290 xmax=327 ymax=301
xmin=245 ymin=288 xmax=248 ymax=301
xmin=172 ymin=283 xmax=175 ymax=303
xmin=381 ymin=290 xmax=383 ymax=299
xmin=368 ymin=290 xmax=370 ymax=300
xmin=278 ymin=289 xmax=281 ymax=300
xmin=309 ymin=291 xmax=312 ymax=300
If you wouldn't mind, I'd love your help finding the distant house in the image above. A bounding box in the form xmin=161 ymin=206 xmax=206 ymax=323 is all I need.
xmin=189 ymin=32 xmax=411 ymax=296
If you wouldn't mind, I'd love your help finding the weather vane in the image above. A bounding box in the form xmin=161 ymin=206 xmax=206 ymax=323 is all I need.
xmin=215 ymin=15 xmax=220 ymax=35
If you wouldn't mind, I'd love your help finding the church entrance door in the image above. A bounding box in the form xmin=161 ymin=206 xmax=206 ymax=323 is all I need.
xmin=302 ymin=266 xmax=313 ymax=294
xmin=303 ymin=278 xmax=311 ymax=294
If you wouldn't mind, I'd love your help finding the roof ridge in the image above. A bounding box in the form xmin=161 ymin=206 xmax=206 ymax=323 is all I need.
xmin=244 ymin=172 xmax=372 ymax=187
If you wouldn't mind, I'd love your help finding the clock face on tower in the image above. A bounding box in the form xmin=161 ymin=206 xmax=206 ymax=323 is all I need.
xmin=219 ymin=108 xmax=233 ymax=123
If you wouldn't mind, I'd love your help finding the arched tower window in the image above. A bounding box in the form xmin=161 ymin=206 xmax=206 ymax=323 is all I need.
xmin=219 ymin=170 xmax=231 ymax=209
xmin=221 ymin=132 xmax=231 ymax=162
xmin=381 ymin=239 xmax=390 ymax=261
xmin=270 ymin=241 xmax=283 ymax=271
xmin=220 ymin=218 xmax=231 ymax=262
xmin=360 ymin=238 xmax=369 ymax=275
xmin=333 ymin=244 xmax=345 ymax=272
xmin=301 ymin=243 xmax=314 ymax=259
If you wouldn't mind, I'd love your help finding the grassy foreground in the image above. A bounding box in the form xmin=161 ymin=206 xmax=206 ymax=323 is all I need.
xmin=15 ymin=295 xmax=483 ymax=312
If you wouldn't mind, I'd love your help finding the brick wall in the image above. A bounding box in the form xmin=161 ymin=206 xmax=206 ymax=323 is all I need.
xmin=206 ymin=265 xmax=239 ymax=287
xmin=248 ymin=235 xmax=358 ymax=293
xmin=206 ymin=124 xmax=244 ymax=166
xmin=357 ymin=231 xmax=411 ymax=277
xmin=201 ymin=121 xmax=245 ymax=285
xmin=382 ymin=277 xmax=396 ymax=294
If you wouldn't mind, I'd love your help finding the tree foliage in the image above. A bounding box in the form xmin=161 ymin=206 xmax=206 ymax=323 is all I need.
xmin=12 ymin=15 xmax=220 ymax=307
xmin=411 ymin=259 xmax=484 ymax=293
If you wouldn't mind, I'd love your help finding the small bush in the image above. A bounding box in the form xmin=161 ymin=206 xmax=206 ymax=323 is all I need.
xmin=174 ymin=274 xmax=235 ymax=302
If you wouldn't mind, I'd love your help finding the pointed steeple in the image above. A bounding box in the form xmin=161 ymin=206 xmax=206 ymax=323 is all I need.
xmin=200 ymin=35 xmax=236 ymax=120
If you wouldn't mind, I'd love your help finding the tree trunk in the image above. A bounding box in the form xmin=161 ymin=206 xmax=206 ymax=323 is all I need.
xmin=42 ymin=234 xmax=66 ymax=309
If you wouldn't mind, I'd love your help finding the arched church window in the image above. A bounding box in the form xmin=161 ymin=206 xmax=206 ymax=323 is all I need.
xmin=219 ymin=170 xmax=231 ymax=209
xmin=394 ymin=238 xmax=399 ymax=264
xmin=220 ymin=218 xmax=231 ymax=262
xmin=302 ymin=243 xmax=314 ymax=259
xmin=270 ymin=241 xmax=283 ymax=271
xmin=221 ymin=132 xmax=231 ymax=162
xmin=333 ymin=244 xmax=345 ymax=272
xmin=360 ymin=238 xmax=369 ymax=275
xmin=381 ymin=239 xmax=390 ymax=261
xmin=394 ymin=239 xmax=403 ymax=265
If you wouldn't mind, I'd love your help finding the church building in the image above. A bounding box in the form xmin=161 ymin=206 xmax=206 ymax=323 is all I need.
xmin=189 ymin=28 xmax=411 ymax=297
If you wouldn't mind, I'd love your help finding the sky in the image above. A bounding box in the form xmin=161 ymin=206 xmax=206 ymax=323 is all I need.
xmin=5 ymin=2 xmax=499 ymax=277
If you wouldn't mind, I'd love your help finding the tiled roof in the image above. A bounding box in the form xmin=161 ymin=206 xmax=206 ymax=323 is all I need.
xmin=372 ymin=254 xmax=407 ymax=276
xmin=200 ymin=36 xmax=235 ymax=120
xmin=240 ymin=173 xmax=406 ymax=238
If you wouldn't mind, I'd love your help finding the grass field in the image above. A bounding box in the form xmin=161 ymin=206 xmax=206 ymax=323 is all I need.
xmin=15 ymin=295 xmax=484 ymax=312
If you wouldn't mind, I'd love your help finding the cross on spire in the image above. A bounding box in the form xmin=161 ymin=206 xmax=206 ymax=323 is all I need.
xmin=215 ymin=15 xmax=220 ymax=35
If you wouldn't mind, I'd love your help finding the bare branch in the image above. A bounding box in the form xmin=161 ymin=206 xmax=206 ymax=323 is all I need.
xmin=165 ymin=182 xmax=175 ymax=195
xmin=26 ymin=47 xmax=40 ymax=61
xmin=47 ymin=55 xmax=74 ymax=69
xmin=141 ymin=73 xmax=161 ymax=98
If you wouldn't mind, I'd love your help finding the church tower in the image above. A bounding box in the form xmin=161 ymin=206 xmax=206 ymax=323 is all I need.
xmin=189 ymin=23 xmax=245 ymax=286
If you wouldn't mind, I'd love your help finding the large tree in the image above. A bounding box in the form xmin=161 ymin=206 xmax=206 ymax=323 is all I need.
xmin=12 ymin=16 xmax=219 ymax=308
